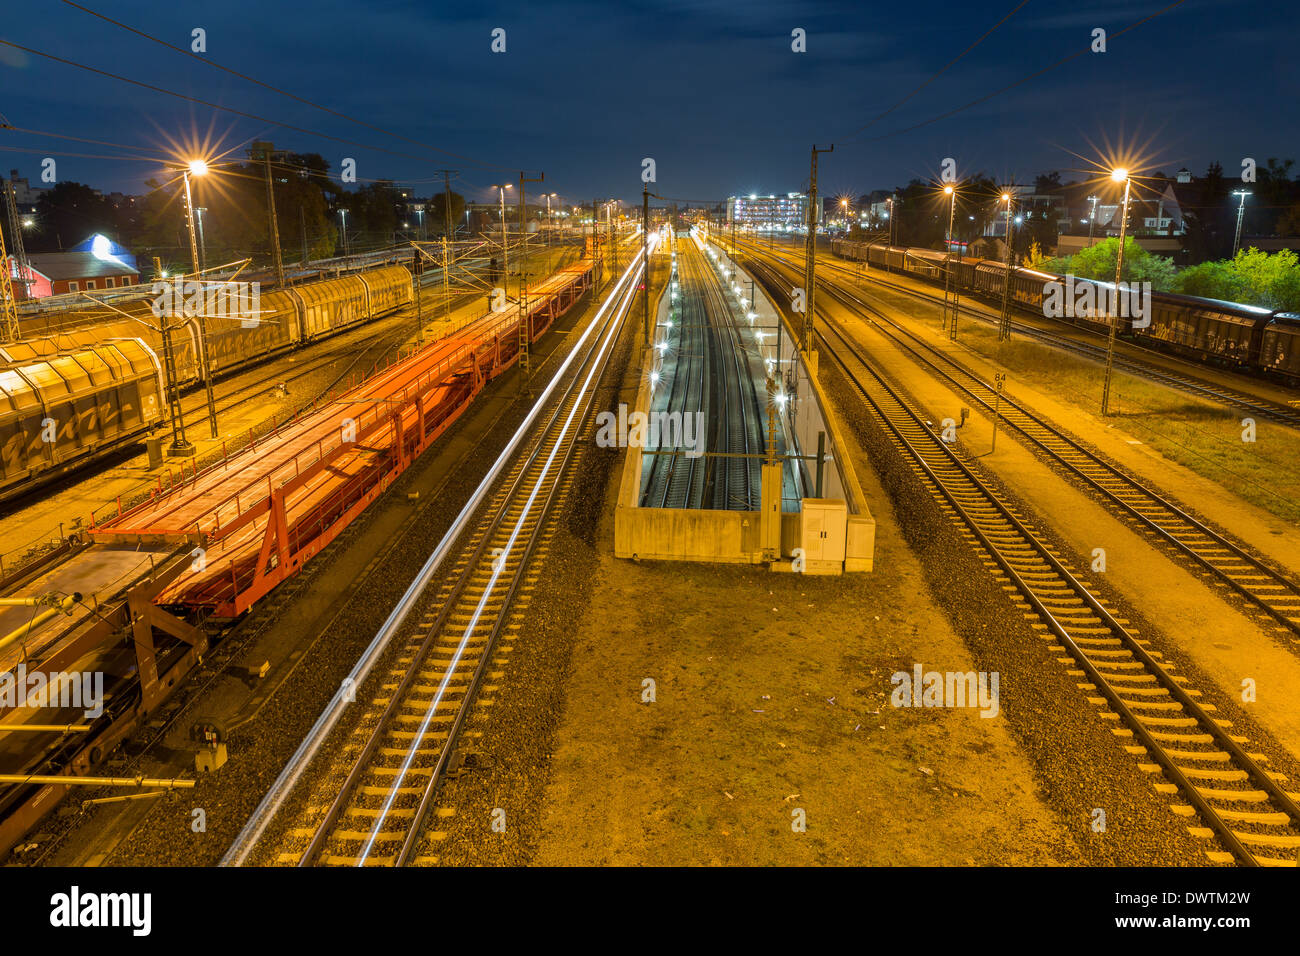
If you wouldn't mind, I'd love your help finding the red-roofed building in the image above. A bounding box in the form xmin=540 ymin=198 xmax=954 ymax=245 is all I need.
xmin=6 ymin=251 xmax=140 ymax=300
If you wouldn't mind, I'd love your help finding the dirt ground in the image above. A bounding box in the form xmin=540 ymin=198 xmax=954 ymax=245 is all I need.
xmin=532 ymin=390 xmax=1078 ymax=866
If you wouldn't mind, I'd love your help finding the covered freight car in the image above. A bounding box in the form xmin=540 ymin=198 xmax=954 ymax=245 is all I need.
xmin=357 ymin=265 xmax=415 ymax=317
xmin=1257 ymin=314 xmax=1300 ymax=384
xmin=0 ymin=339 xmax=164 ymax=497
xmin=201 ymin=288 xmax=299 ymax=376
xmin=1140 ymin=293 xmax=1271 ymax=367
xmin=287 ymin=275 xmax=369 ymax=339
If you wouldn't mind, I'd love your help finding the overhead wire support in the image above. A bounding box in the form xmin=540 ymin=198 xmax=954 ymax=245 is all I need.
xmin=802 ymin=144 xmax=833 ymax=354
xmin=0 ymin=210 xmax=19 ymax=343
xmin=1 ymin=181 xmax=31 ymax=341
xmin=518 ymin=171 xmax=544 ymax=387
xmin=251 ymin=141 xmax=286 ymax=289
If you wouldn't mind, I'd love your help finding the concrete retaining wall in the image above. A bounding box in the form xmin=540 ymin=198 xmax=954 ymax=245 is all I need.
xmin=613 ymin=234 xmax=875 ymax=573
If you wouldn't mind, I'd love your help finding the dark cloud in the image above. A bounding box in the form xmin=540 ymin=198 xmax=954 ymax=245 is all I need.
xmin=1 ymin=0 xmax=1294 ymax=202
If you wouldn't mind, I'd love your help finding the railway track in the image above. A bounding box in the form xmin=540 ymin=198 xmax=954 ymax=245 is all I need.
xmin=701 ymin=243 xmax=761 ymax=511
xmin=807 ymin=300 xmax=1300 ymax=866
xmin=644 ymin=240 xmax=708 ymax=509
xmin=13 ymin=259 xmax=601 ymax=868
xmin=209 ymin=315 xmax=411 ymax=418
xmin=743 ymin=237 xmax=1300 ymax=430
xmin=746 ymin=254 xmax=1300 ymax=643
xmin=221 ymin=251 xmax=644 ymax=866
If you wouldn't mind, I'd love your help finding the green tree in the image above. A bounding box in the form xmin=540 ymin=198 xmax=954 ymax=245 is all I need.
xmin=1045 ymin=236 xmax=1177 ymax=290
xmin=340 ymin=180 xmax=399 ymax=252
xmin=1182 ymin=161 xmax=1231 ymax=262
xmin=1256 ymin=158 xmax=1297 ymax=235
xmin=1175 ymin=260 xmax=1241 ymax=301
xmin=427 ymin=190 xmax=466 ymax=237
xmin=1277 ymin=201 xmax=1300 ymax=237
xmin=892 ymin=178 xmax=945 ymax=249
xmin=31 ymin=182 xmax=117 ymax=252
xmin=277 ymin=153 xmax=337 ymax=262
xmin=1173 ymin=247 xmax=1300 ymax=311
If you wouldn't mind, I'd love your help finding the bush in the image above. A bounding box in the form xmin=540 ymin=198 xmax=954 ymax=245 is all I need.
xmin=1172 ymin=248 xmax=1300 ymax=311
xmin=1043 ymin=237 xmax=1177 ymax=291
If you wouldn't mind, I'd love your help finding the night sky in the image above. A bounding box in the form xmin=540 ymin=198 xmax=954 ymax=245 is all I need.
xmin=2 ymin=0 xmax=1297 ymax=205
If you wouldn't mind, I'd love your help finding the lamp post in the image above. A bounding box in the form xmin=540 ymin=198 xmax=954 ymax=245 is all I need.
xmin=1087 ymin=195 xmax=1098 ymax=245
xmin=1231 ymin=189 xmax=1251 ymax=258
xmin=999 ymin=191 xmax=1014 ymax=341
xmin=1100 ymin=167 xmax=1133 ymax=416
xmin=181 ymin=160 xmax=206 ymax=277
xmin=942 ymin=184 xmax=957 ymax=333
xmin=887 ymin=196 xmax=895 ymax=247
xmin=338 ymin=208 xmax=348 ymax=258
xmin=179 ymin=159 xmax=220 ymax=440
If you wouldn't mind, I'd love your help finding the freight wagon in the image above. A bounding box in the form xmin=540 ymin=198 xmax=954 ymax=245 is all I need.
xmin=831 ymin=239 xmax=1300 ymax=386
xmin=0 ymin=264 xmax=413 ymax=504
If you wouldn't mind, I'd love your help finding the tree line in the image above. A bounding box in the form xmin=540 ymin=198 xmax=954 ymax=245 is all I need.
xmin=10 ymin=153 xmax=465 ymax=274
xmin=851 ymin=159 xmax=1300 ymax=267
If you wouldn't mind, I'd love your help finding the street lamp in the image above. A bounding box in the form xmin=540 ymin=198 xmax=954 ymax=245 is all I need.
xmin=999 ymin=192 xmax=1015 ymax=341
xmin=181 ymin=160 xmax=207 ymax=276
xmin=941 ymin=184 xmax=958 ymax=334
xmin=1231 ymin=190 xmax=1251 ymax=258
xmin=1100 ymin=167 xmax=1134 ymax=416
xmin=1087 ymin=195 xmax=1099 ymax=245
xmin=176 ymin=158 xmax=221 ymax=441
xmin=338 ymin=208 xmax=349 ymax=257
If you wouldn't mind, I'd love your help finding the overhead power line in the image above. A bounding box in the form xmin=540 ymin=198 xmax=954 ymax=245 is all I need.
xmin=838 ymin=0 xmax=1034 ymax=143
xmin=0 ymin=37 xmax=491 ymax=170
xmin=58 ymin=0 xmax=518 ymax=172
xmin=857 ymin=0 xmax=1190 ymax=144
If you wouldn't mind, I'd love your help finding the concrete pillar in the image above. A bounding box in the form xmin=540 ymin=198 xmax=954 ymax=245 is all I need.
xmin=760 ymin=461 xmax=782 ymax=560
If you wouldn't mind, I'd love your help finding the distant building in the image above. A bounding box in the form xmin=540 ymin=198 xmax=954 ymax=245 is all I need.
xmin=9 ymin=247 xmax=140 ymax=300
xmin=726 ymin=193 xmax=821 ymax=230
xmin=982 ymin=185 xmax=1034 ymax=237
xmin=5 ymin=168 xmax=47 ymax=209
xmin=67 ymin=233 xmax=138 ymax=271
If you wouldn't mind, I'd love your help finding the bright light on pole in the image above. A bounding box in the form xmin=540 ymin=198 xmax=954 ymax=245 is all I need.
xmin=178 ymin=158 xmax=216 ymax=441
xmin=1101 ymin=167 xmax=1133 ymax=416
xmin=941 ymin=184 xmax=957 ymax=333
xmin=999 ymin=190 xmax=1014 ymax=341
xmin=1231 ymin=189 xmax=1251 ymax=258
